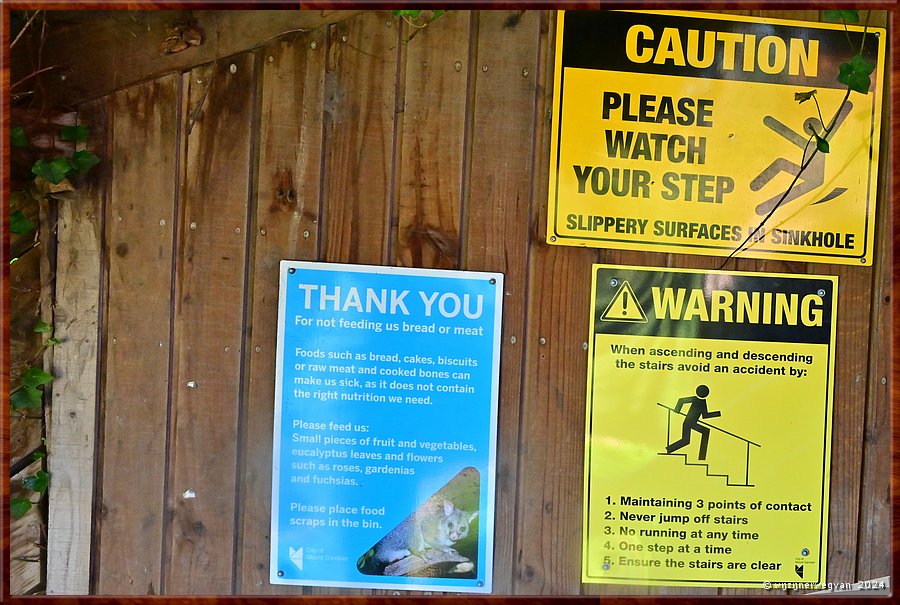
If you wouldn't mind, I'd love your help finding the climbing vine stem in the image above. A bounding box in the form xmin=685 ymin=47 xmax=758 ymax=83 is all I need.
xmin=721 ymin=10 xmax=874 ymax=267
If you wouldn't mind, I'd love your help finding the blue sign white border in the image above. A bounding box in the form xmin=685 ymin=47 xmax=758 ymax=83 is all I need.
xmin=269 ymin=260 xmax=504 ymax=593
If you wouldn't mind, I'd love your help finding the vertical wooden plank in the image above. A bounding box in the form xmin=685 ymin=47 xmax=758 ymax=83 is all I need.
xmin=236 ymin=31 xmax=326 ymax=595
xmin=322 ymin=11 xmax=399 ymax=266
xmin=165 ymin=53 xmax=257 ymax=594
xmin=310 ymin=11 xmax=400 ymax=596
xmin=94 ymin=74 xmax=179 ymax=595
xmin=465 ymin=9 xmax=543 ymax=595
xmin=395 ymin=10 xmax=471 ymax=270
xmin=512 ymin=9 xmax=595 ymax=590
xmin=855 ymin=10 xmax=891 ymax=577
xmin=516 ymin=240 xmax=595 ymax=595
xmin=855 ymin=182 xmax=891 ymax=582
xmin=811 ymin=254 xmax=871 ymax=582
xmin=46 ymin=96 xmax=110 ymax=594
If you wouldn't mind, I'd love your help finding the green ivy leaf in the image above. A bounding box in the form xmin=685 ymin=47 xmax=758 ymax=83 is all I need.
xmin=431 ymin=10 xmax=447 ymax=20
xmin=794 ymin=90 xmax=817 ymax=104
xmin=824 ymin=10 xmax=859 ymax=23
xmin=10 ymin=209 xmax=36 ymax=235
xmin=32 ymin=157 xmax=72 ymax=185
xmin=849 ymin=53 xmax=875 ymax=75
xmin=33 ymin=319 xmax=52 ymax=333
xmin=47 ymin=337 xmax=62 ymax=346
xmin=11 ymin=386 xmax=42 ymax=410
xmin=393 ymin=9 xmax=422 ymax=18
xmin=70 ymin=150 xmax=101 ymax=174
xmin=22 ymin=470 xmax=50 ymax=493
xmin=21 ymin=367 xmax=53 ymax=388
xmin=30 ymin=448 xmax=47 ymax=460
xmin=61 ymin=124 xmax=89 ymax=142
xmin=11 ymin=498 xmax=33 ymax=519
xmin=814 ymin=133 xmax=830 ymax=153
xmin=11 ymin=127 xmax=29 ymax=148
xmin=838 ymin=53 xmax=875 ymax=94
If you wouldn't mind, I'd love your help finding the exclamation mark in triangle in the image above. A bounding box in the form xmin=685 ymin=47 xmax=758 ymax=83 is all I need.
xmin=600 ymin=280 xmax=648 ymax=323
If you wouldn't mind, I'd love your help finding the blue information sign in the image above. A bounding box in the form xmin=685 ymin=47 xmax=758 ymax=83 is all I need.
xmin=271 ymin=261 xmax=503 ymax=592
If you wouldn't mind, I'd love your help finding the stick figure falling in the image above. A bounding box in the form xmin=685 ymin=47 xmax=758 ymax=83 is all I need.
xmin=751 ymin=101 xmax=853 ymax=216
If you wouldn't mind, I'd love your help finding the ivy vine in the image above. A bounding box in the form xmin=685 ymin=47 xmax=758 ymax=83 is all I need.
xmin=392 ymin=9 xmax=447 ymax=42
xmin=9 ymin=118 xmax=101 ymax=518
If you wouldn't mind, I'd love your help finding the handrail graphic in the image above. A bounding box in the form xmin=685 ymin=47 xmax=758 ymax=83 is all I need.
xmin=657 ymin=402 xmax=760 ymax=488
xmin=657 ymin=402 xmax=761 ymax=447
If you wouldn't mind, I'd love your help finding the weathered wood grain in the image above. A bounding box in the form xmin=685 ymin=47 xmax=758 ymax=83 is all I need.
xmin=516 ymin=242 xmax=596 ymax=595
xmin=376 ymin=12 xmax=474 ymax=597
xmin=514 ymin=14 xmax=596 ymax=592
xmin=808 ymin=242 xmax=872 ymax=586
xmin=309 ymin=12 xmax=402 ymax=597
xmin=394 ymin=10 xmax=471 ymax=270
xmin=12 ymin=10 xmax=360 ymax=109
xmin=46 ymin=96 xmax=110 ymax=595
xmin=33 ymin=8 xmax=890 ymax=598
xmin=94 ymin=74 xmax=179 ymax=596
xmin=464 ymin=9 xmax=544 ymax=595
xmin=11 ymin=460 xmax=45 ymax=595
xmin=855 ymin=31 xmax=892 ymax=578
xmin=321 ymin=11 xmax=399 ymax=267
xmin=164 ymin=54 xmax=257 ymax=594
xmin=235 ymin=32 xmax=326 ymax=596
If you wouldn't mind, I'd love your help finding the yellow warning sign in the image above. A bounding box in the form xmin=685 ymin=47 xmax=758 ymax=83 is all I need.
xmin=600 ymin=280 xmax=648 ymax=323
xmin=584 ymin=265 xmax=837 ymax=587
xmin=548 ymin=11 xmax=885 ymax=265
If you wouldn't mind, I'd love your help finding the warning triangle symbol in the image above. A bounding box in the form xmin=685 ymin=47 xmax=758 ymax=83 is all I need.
xmin=600 ymin=280 xmax=648 ymax=323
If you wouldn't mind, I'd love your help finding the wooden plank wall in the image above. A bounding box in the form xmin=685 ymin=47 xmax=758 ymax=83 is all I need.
xmin=43 ymin=9 xmax=891 ymax=596
xmin=46 ymin=99 xmax=109 ymax=595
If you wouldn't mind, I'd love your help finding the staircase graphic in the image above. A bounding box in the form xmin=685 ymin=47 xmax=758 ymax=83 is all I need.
xmin=657 ymin=402 xmax=760 ymax=487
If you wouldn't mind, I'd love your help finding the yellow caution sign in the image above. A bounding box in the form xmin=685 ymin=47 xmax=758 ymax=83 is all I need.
xmin=583 ymin=265 xmax=837 ymax=587
xmin=601 ymin=280 xmax=648 ymax=323
xmin=548 ymin=11 xmax=885 ymax=265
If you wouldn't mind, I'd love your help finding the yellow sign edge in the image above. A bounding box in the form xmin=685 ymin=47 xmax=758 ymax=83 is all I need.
xmin=581 ymin=263 xmax=839 ymax=587
xmin=547 ymin=10 xmax=886 ymax=266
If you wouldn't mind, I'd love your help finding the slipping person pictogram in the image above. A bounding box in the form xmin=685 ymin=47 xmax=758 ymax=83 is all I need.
xmin=751 ymin=102 xmax=853 ymax=216
xmin=665 ymin=384 xmax=720 ymax=461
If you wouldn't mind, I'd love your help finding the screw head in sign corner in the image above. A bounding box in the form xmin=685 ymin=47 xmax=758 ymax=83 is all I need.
xmin=288 ymin=268 xmax=296 ymax=274
xmin=817 ymin=289 xmax=826 ymax=297
xmin=801 ymin=548 xmax=810 ymax=556
xmin=277 ymin=570 xmax=285 ymax=577
xmin=610 ymin=278 xmax=618 ymax=287
xmin=602 ymin=562 xmax=611 ymax=571
xmin=489 ymin=278 xmax=496 ymax=285
xmin=549 ymin=235 xmax=557 ymax=242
